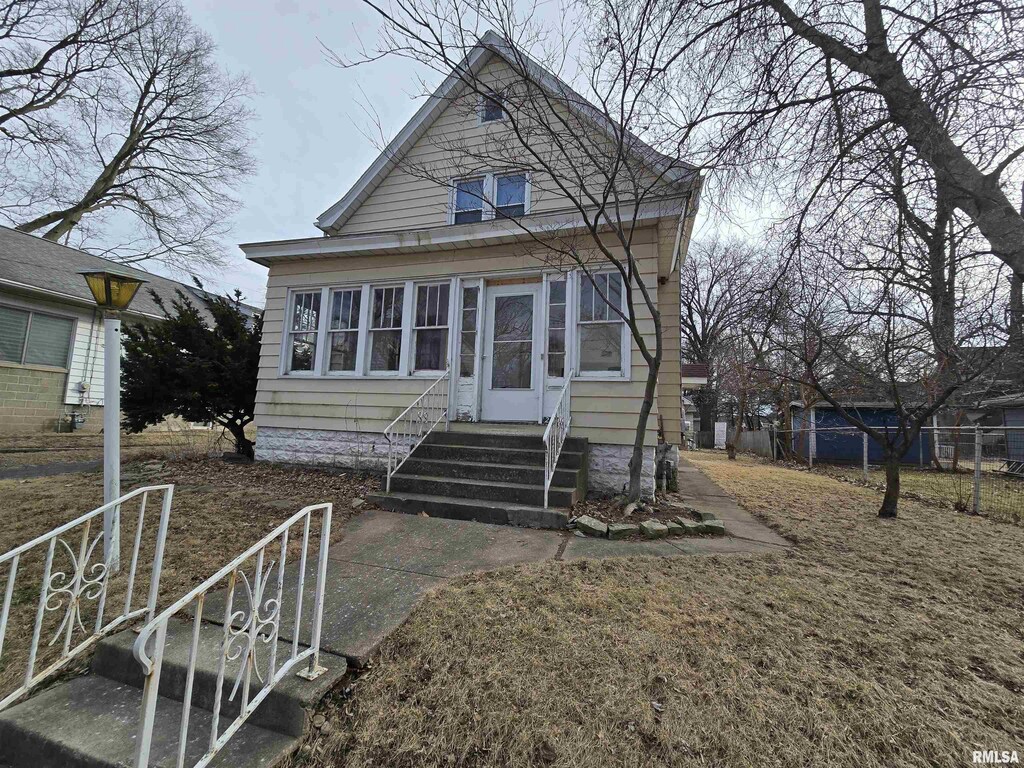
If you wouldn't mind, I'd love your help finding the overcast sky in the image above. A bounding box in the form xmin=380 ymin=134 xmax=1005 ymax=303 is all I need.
xmin=166 ymin=0 xmax=440 ymax=306
xmin=166 ymin=0 xmax=728 ymax=307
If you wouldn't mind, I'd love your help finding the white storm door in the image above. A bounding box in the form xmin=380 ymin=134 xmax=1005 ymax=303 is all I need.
xmin=481 ymin=283 xmax=541 ymax=421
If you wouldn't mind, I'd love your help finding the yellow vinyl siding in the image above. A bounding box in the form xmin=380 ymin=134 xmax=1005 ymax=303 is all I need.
xmin=337 ymin=57 xmax=673 ymax=237
xmin=257 ymin=230 xmax=663 ymax=447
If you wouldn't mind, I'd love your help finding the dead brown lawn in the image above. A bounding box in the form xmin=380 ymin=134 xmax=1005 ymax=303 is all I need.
xmin=0 ymin=429 xmax=236 ymax=468
xmin=0 ymin=457 xmax=378 ymax=702
xmin=296 ymin=451 xmax=1024 ymax=768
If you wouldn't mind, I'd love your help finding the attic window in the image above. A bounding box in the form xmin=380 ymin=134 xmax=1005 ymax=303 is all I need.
xmin=480 ymin=91 xmax=505 ymax=123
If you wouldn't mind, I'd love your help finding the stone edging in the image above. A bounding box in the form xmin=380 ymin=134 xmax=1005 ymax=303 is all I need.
xmin=571 ymin=510 xmax=726 ymax=540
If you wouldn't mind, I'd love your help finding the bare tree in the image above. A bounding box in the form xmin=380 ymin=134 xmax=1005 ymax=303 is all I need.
xmin=618 ymin=0 xmax=1024 ymax=280
xmin=1 ymin=0 xmax=255 ymax=270
xmin=0 ymin=0 xmax=137 ymax=151
xmin=680 ymin=235 xmax=764 ymax=445
xmin=758 ymin=186 xmax=1009 ymax=517
xmin=328 ymin=4 xmax=701 ymax=500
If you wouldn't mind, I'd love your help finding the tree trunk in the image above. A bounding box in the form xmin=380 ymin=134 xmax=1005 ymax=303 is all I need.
xmin=879 ymin=453 xmax=901 ymax=518
xmin=726 ymin=389 xmax=747 ymax=460
xmin=224 ymin=420 xmax=254 ymax=459
xmin=627 ymin=362 xmax=660 ymax=501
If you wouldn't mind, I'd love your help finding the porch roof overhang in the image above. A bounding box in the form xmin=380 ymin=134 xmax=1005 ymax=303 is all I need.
xmin=239 ymin=197 xmax=691 ymax=267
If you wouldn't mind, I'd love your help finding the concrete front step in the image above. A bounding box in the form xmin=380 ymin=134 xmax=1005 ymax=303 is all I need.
xmin=398 ymin=456 xmax=580 ymax=488
xmin=424 ymin=431 xmax=588 ymax=452
xmin=367 ymin=491 xmax=569 ymax=529
xmin=412 ymin=442 xmax=585 ymax=469
xmin=389 ymin=473 xmax=577 ymax=508
xmin=0 ymin=675 xmax=294 ymax=768
xmin=92 ymin=619 xmax=347 ymax=738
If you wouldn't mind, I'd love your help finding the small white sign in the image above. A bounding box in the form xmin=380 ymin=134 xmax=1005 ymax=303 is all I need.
xmin=714 ymin=422 xmax=727 ymax=450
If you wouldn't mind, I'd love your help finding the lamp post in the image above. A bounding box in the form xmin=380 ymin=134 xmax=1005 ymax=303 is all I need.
xmin=81 ymin=270 xmax=146 ymax=570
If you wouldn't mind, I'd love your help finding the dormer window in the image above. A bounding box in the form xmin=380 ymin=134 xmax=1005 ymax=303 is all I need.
xmin=480 ymin=91 xmax=505 ymax=123
xmin=453 ymin=177 xmax=485 ymax=223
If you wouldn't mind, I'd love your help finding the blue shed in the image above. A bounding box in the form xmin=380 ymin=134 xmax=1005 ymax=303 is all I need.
xmin=791 ymin=404 xmax=933 ymax=465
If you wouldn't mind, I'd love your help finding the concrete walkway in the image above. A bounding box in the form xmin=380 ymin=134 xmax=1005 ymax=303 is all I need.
xmin=259 ymin=463 xmax=787 ymax=666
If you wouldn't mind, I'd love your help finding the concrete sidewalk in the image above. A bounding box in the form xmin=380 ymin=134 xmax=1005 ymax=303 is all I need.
xmin=203 ymin=461 xmax=787 ymax=667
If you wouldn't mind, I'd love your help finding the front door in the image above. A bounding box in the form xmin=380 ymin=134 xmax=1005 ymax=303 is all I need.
xmin=481 ymin=283 xmax=541 ymax=421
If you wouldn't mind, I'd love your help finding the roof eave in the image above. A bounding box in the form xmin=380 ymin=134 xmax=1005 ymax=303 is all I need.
xmin=244 ymin=198 xmax=689 ymax=266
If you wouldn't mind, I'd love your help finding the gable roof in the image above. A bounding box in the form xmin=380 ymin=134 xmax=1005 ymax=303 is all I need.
xmin=0 ymin=225 xmax=260 ymax=320
xmin=315 ymin=31 xmax=698 ymax=235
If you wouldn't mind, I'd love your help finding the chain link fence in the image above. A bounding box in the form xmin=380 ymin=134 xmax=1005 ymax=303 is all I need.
xmin=756 ymin=425 xmax=1024 ymax=523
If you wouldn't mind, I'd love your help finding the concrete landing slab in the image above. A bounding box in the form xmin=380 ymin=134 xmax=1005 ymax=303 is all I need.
xmin=330 ymin=510 xmax=563 ymax=577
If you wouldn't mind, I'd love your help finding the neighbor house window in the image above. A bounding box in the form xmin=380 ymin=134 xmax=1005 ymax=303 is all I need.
xmin=413 ymin=283 xmax=450 ymax=371
xmin=327 ymin=288 xmax=361 ymax=372
xmin=370 ymin=286 xmax=404 ymax=372
xmin=460 ymin=285 xmax=479 ymax=377
xmin=578 ymin=272 xmax=625 ymax=374
xmin=494 ymin=174 xmax=527 ymax=219
xmin=287 ymin=291 xmax=321 ymax=372
xmin=546 ymin=278 xmax=566 ymax=377
xmin=453 ymin=178 xmax=485 ymax=224
xmin=0 ymin=305 xmax=74 ymax=368
xmin=480 ymin=91 xmax=505 ymax=123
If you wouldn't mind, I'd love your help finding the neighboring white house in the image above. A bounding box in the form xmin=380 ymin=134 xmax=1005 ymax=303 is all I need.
xmin=241 ymin=33 xmax=701 ymax=505
xmin=0 ymin=225 xmax=258 ymax=433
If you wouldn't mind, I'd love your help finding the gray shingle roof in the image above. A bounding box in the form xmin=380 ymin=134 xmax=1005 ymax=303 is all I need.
xmin=0 ymin=225 xmax=258 ymax=319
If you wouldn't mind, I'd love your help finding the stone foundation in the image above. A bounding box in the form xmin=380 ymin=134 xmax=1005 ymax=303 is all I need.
xmin=256 ymin=427 xmax=390 ymax=471
xmin=587 ymin=443 xmax=656 ymax=499
xmin=257 ymin=426 xmax=655 ymax=498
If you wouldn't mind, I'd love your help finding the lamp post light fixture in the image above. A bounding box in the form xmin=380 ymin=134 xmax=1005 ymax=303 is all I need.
xmin=81 ymin=270 xmax=146 ymax=570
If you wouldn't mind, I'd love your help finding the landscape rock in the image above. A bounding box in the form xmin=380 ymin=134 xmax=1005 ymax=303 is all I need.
xmin=703 ymin=519 xmax=727 ymax=536
xmin=351 ymin=497 xmax=366 ymax=509
xmin=693 ymin=510 xmax=719 ymax=523
xmin=622 ymin=502 xmax=638 ymax=518
xmin=607 ymin=523 xmax=639 ymax=540
xmin=675 ymin=519 xmax=703 ymax=536
xmin=575 ymin=515 xmax=609 ymax=537
xmin=640 ymin=520 xmax=669 ymax=539
xmin=666 ymin=521 xmax=684 ymax=537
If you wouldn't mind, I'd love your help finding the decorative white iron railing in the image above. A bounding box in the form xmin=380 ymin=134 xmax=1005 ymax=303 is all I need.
xmin=383 ymin=370 xmax=450 ymax=492
xmin=542 ymin=370 xmax=573 ymax=508
xmin=132 ymin=502 xmax=332 ymax=768
xmin=0 ymin=485 xmax=174 ymax=712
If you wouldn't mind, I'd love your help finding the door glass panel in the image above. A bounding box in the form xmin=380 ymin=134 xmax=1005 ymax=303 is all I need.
xmin=491 ymin=294 xmax=533 ymax=389
xmin=492 ymin=342 xmax=532 ymax=388
xmin=493 ymin=295 xmax=532 ymax=341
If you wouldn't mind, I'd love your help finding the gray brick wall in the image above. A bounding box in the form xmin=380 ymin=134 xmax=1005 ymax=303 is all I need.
xmin=0 ymin=365 xmax=67 ymax=433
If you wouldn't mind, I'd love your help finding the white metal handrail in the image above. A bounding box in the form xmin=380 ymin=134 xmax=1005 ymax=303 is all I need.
xmin=0 ymin=485 xmax=174 ymax=711
xmin=132 ymin=502 xmax=332 ymax=768
xmin=383 ymin=370 xmax=450 ymax=492
xmin=542 ymin=370 xmax=574 ymax=508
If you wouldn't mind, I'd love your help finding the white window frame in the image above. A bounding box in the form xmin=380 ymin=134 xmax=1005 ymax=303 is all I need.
xmin=449 ymin=176 xmax=487 ymax=225
xmin=367 ymin=283 xmax=408 ymax=376
xmin=324 ymin=286 xmax=365 ymax=376
xmin=477 ymin=89 xmax=507 ymax=125
xmin=493 ymin=172 xmax=530 ymax=220
xmin=411 ymin=281 xmax=453 ymax=374
xmin=575 ymin=270 xmax=630 ymax=381
xmin=543 ymin=273 xmax=569 ymax=382
xmin=0 ymin=301 xmax=77 ymax=371
xmin=283 ymin=288 xmax=326 ymax=376
xmin=448 ymin=172 xmax=531 ymax=225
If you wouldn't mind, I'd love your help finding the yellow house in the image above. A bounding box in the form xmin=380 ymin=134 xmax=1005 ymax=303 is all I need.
xmin=241 ymin=33 xmax=700 ymax=523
